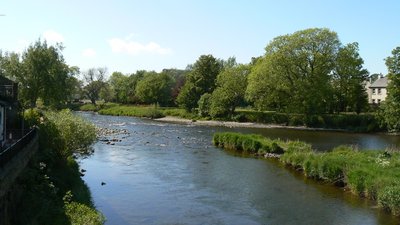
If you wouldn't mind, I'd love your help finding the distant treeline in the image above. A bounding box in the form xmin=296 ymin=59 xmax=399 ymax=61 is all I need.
xmin=1 ymin=28 xmax=399 ymax=131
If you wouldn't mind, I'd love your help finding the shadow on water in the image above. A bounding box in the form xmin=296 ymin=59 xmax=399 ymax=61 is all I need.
xmin=78 ymin=112 xmax=400 ymax=225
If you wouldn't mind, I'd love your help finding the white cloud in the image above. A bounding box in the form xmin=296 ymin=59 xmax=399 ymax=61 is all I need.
xmin=108 ymin=38 xmax=172 ymax=55
xmin=43 ymin=30 xmax=65 ymax=43
xmin=82 ymin=48 xmax=96 ymax=57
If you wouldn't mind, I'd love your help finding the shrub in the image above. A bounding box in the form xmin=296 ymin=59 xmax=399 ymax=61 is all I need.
xmin=44 ymin=110 xmax=97 ymax=157
xmin=64 ymin=191 xmax=105 ymax=225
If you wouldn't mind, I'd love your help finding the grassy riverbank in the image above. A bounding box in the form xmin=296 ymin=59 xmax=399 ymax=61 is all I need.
xmin=14 ymin=109 xmax=104 ymax=225
xmin=213 ymin=132 xmax=400 ymax=216
xmin=77 ymin=103 xmax=382 ymax=132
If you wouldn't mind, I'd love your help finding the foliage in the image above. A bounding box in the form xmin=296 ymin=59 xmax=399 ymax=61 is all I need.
xmin=333 ymin=42 xmax=369 ymax=113
xmin=83 ymin=67 xmax=108 ymax=105
xmin=79 ymin=103 xmax=99 ymax=111
xmin=44 ymin=110 xmax=97 ymax=157
xmin=233 ymin=110 xmax=380 ymax=132
xmin=177 ymin=54 xmax=222 ymax=111
xmin=246 ymin=28 xmax=368 ymax=115
xmin=64 ymin=191 xmax=105 ymax=225
xmin=135 ymin=71 xmax=174 ymax=106
xmin=210 ymin=65 xmax=249 ymax=118
xmin=98 ymin=105 xmax=164 ymax=118
xmin=14 ymin=109 xmax=103 ymax=225
xmin=162 ymin=107 xmax=198 ymax=119
xmin=198 ymin=93 xmax=212 ymax=117
xmin=379 ymin=46 xmax=400 ymax=132
xmin=0 ymin=40 xmax=73 ymax=108
xmin=247 ymin=28 xmax=340 ymax=114
xmin=213 ymin=132 xmax=285 ymax=154
xmin=99 ymin=82 xmax=115 ymax=103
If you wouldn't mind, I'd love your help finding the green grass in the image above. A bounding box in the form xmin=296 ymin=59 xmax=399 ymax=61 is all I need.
xmin=98 ymin=105 xmax=164 ymax=118
xmin=80 ymin=103 xmax=200 ymax=120
xmin=213 ymin=132 xmax=400 ymax=216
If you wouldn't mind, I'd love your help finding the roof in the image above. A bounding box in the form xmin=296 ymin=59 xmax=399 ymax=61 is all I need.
xmin=369 ymin=76 xmax=388 ymax=88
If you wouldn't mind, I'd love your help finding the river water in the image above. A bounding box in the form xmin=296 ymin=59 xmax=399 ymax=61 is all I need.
xmin=78 ymin=112 xmax=400 ymax=225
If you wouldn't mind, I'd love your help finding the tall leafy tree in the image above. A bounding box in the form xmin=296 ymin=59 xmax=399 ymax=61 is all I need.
xmin=210 ymin=64 xmax=249 ymax=117
xmin=333 ymin=42 xmax=369 ymax=113
xmin=135 ymin=71 xmax=173 ymax=106
xmin=21 ymin=40 xmax=70 ymax=108
xmin=177 ymin=54 xmax=222 ymax=111
xmin=109 ymin=71 xmax=129 ymax=103
xmin=1 ymin=40 xmax=70 ymax=108
xmin=0 ymin=51 xmax=23 ymax=81
xmin=247 ymin=28 xmax=341 ymax=114
xmin=162 ymin=68 xmax=188 ymax=104
xmin=83 ymin=67 xmax=107 ymax=105
xmin=380 ymin=46 xmax=400 ymax=132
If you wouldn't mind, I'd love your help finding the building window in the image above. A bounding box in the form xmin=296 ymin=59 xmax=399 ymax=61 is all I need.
xmin=378 ymin=99 xmax=381 ymax=104
xmin=378 ymin=88 xmax=381 ymax=95
xmin=372 ymin=99 xmax=376 ymax=104
xmin=372 ymin=88 xmax=376 ymax=94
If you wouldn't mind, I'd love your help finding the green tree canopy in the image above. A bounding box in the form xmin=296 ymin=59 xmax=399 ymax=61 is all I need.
xmin=333 ymin=42 xmax=369 ymax=113
xmin=210 ymin=64 xmax=250 ymax=117
xmin=135 ymin=71 xmax=173 ymax=106
xmin=246 ymin=28 xmax=369 ymax=114
xmin=380 ymin=46 xmax=400 ymax=132
xmin=83 ymin=67 xmax=107 ymax=105
xmin=0 ymin=40 xmax=71 ymax=108
xmin=177 ymin=54 xmax=222 ymax=111
xmin=109 ymin=71 xmax=130 ymax=103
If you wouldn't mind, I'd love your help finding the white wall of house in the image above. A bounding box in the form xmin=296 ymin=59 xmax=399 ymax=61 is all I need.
xmin=370 ymin=87 xmax=388 ymax=104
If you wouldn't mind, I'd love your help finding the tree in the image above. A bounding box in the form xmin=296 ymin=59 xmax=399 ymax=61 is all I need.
xmin=21 ymin=40 xmax=70 ymax=108
xmin=177 ymin=54 xmax=222 ymax=111
xmin=210 ymin=65 xmax=249 ymax=117
xmin=198 ymin=93 xmax=212 ymax=117
xmin=162 ymin=68 xmax=189 ymax=105
xmin=246 ymin=28 xmax=341 ymax=114
xmin=1 ymin=40 xmax=70 ymax=108
xmin=135 ymin=71 xmax=173 ymax=106
xmin=83 ymin=67 xmax=107 ymax=105
xmin=0 ymin=51 xmax=23 ymax=81
xmin=380 ymin=46 xmax=400 ymax=132
xmin=109 ymin=71 xmax=129 ymax=103
xmin=333 ymin=42 xmax=369 ymax=113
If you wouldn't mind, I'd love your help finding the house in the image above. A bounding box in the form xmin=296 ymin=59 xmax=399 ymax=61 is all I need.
xmin=367 ymin=75 xmax=388 ymax=104
xmin=0 ymin=76 xmax=18 ymax=149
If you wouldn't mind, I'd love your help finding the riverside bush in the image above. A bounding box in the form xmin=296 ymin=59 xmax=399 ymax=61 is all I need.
xmin=45 ymin=110 xmax=97 ymax=157
xmin=213 ymin=132 xmax=400 ymax=216
xmin=15 ymin=109 xmax=104 ymax=225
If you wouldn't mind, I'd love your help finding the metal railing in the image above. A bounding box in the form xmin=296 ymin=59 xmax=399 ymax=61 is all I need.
xmin=0 ymin=128 xmax=37 ymax=167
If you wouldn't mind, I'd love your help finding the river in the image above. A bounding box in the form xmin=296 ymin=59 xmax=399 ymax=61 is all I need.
xmin=78 ymin=112 xmax=400 ymax=225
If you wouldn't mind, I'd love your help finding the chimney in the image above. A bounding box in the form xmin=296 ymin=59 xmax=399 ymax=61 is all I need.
xmin=380 ymin=73 xmax=384 ymax=79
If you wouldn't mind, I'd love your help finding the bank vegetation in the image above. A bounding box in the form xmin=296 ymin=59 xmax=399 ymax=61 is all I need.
xmin=213 ymin=132 xmax=400 ymax=216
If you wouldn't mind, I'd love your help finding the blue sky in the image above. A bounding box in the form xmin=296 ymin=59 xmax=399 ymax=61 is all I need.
xmin=1 ymin=0 xmax=399 ymax=75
